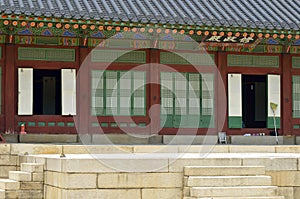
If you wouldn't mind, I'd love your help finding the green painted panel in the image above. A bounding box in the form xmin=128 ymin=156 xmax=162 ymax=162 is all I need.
xmin=292 ymin=57 xmax=300 ymax=68
xmin=130 ymin=123 xmax=137 ymax=127
xmin=138 ymin=123 xmax=146 ymax=127
xmin=111 ymin=123 xmax=118 ymax=127
xmin=101 ymin=123 xmax=109 ymax=127
xmin=18 ymin=122 xmax=24 ymax=126
xmin=92 ymin=50 xmax=146 ymax=63
xmin=201 ymin=116 xmax=214 ymax=128
xmin=48 ymin=122 xmax=55 ymax=127
xmin=0 ymin=47 xmax=2 ymax=59
xmin=67 ymin=122 xmax=75 ymax=127
xmin=109 ymin=40 xmax=131 ymax=48
xmin=294 ymin=125 xmax=300 ymax=129
xmin=228 ymin=55 xmax=279 ymax=68
xmin=119 ymin=123 xmax=127 ymax=127
xmin=57 ymin=122 xmax=65 ymax=127
xmin=28 ymin=122 xmax=36 ymax=127
xmin=0 ymin=35 xmax=5 ymax=44
xmin=267 ymin=117 xmax=280 ymax=128
xmin=18 ymin=47 xmax=75 ymax=62
xmin=38 ymin=122 xmax=46 ymax=127
xmin=91 ymin=122 xmax=100 ymax=127
xmin=228 ymin=116 xmax=242 ymax=128
xmin=160 ymin=52 xmax=215 ymax=66
xmin=36 ymin=37 xmax=59 ymax=45
xmin=161 ymin=115 xmax=174 ymax=128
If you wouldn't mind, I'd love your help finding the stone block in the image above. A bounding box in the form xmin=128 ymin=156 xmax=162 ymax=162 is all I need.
xmin=20 ymin=182 xmax=43 ymax=190
xmin=275 ymin=146 xmax=300 ymax=153
xmin=5 ymin=190 xmax=19 ymax=199
xmin=1 ymin=135 xmax=18 ymax=143
xmin=0 ymin=144 xmax=10 ymax=154
xmin=62 ymin=145 xmax=133 ymax=154
xmin=266 ymin=171 xmax=300 ymax=186
xmin=32 ymin=173 xmax=44 ymax=182
xmin=276 ymin=187 xmax=294 ymax=199
xmin=149 ymin=135 xmax=163 ymax=144
xmin=229 ymin=145 xmax=275 ymax=153
xmin=283 ymin=136 xmax=296 ymax=145
xmin=243 ymin=158 xmax=297 ymax=171
xmin=0 ymin=179 xmax=20 ymax=190
xmin=133 ymin=145 xmax=179 ymax=153
xmin=0 ymin=155 xmax=17 ymax=166
xmin=230 ymin=136 xmax=283 ymax=145
xmin=92 ymin=134 xmax=149 ymax=144
xmin=0 ymin=189 xmax=4 ymax=199
xmin=45 ymin=185 xmax=62 ymax=199
xmin=184 ymin=166 xmax=265 ymax=176
xmin=18 ymin=190 xmax=43 ymax=199
xmin=187 ymin=176 xmax=272 ymax=187
xmin=296 ymin=136 xmax=300 ymax=145
xmin=62 ymin=189 xmax=141 ymax=199
xmin=142 ymin=189 xmax=182 ymax=199
xmin=19 ymin=134 xmax=77 ymax=143
xmin=169 ymin=158 xmax=242 ymax=172
xmin=97 ymin=173 xmax=182 ymax=188
xmin=11 ymin=144 xmax=62 ymax=155
xmin=178 ymin=145 xmax=229 ymax=153
xmin=0 ymin=166 xmax=17 ymax=178
xmin=45 ymin=172 xmax=97 ymax=188
xmin=294 ymin=187 xmax=300 ymax=199
xmin=47 ymin=157 xmax=169 ymax=173
xmin=190 ymin=186 xmax=277 ymax=197
xmin=163 ymin=135 xmax=218 ymax=145
xmin=9 ymin=171 xmax=31 ymax=182
xmin=21 ymin=163 xmax=44 ymax=173
xmin=46 ymin=158 xmax=63 ymax=172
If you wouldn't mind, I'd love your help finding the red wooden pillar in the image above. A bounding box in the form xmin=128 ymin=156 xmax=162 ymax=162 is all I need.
xmin=76 ymin=47 xmax=90 ymax=134
xmin=5 ymin=44 xmax=16 ymax=132
xmin=216 ymin=51 xmax=228 ymax=133
xmin=149 ymin=48 xmax=160 ymax=135
xmin=282 ymin=53 xmax=292 ymax=135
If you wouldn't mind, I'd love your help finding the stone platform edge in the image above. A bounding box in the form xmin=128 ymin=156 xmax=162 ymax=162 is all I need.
xmin=1 ymin=134 xmax=300 ymax=145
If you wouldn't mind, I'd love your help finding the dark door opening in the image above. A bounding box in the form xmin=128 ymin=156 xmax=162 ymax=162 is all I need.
xmin=33 ymin=69 xmax=61 ymax=115
xmin=242 ymin=75 xmax=267 ymax=128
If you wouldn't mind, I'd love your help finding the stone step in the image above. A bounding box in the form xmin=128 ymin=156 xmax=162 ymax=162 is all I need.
xmin=21 ymin=163 xmax=43 ymax=173
xmin=0 ymin=189 xmax=4 ymax=199
xmin=184 ymin=166 xmax=266 ymax=176
xmin=184 ymin=197 xmax=285 ymax=199
xmin=190 ymin=186 xmax=277 ymax=197
xmin=0 ymin=178 xmax=20 ymax=190
xmin=187 ymin=176 xmax=272 ymax=187
xmin=9 ymin=171 xmax=31 ymax=182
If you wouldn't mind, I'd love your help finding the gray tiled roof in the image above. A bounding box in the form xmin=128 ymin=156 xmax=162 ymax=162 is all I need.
xmin=1 ymin=0 xmax=300 ymax=30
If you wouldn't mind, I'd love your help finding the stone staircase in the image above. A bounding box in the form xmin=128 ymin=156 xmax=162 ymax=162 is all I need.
xmin=183 ymin=166 xmax=284 ymax=199
xmin=0 ymin=163 xmax=44 ymax=199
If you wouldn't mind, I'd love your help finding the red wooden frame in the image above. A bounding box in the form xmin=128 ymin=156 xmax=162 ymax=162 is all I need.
xmin=1 ymin=41 xmax=298 ymax=136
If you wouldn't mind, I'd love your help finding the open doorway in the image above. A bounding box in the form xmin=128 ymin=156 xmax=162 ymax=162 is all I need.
xmin=242 ymin=75 xmax=267 ymax=128
xmin=33 ymin=69 xmax=61 ymax=115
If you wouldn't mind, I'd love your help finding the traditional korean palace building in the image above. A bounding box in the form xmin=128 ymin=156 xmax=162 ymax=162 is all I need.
xmin=0 ymin=0 xmax=300 ymax=138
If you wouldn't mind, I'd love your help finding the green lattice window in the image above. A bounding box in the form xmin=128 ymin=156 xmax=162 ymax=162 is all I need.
xmin=18 ymin=47 xmax=75 ymax=62
xmin=160 ymin=52 xmax=215 ymax=66
xmin=91 ymin=70 xmax=146 ymax=116
xmin=228 ymin=55 xmax=279 ymax=67
xmin=160 ymin=72 xmax=214 ymax=128
xmin=293 ymin=76 xmax=300 ymax=118
xmin=292 ymin=57 xmax=300 ymax=68
xmin=92 ymin=50 xmax=146 ymax=63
